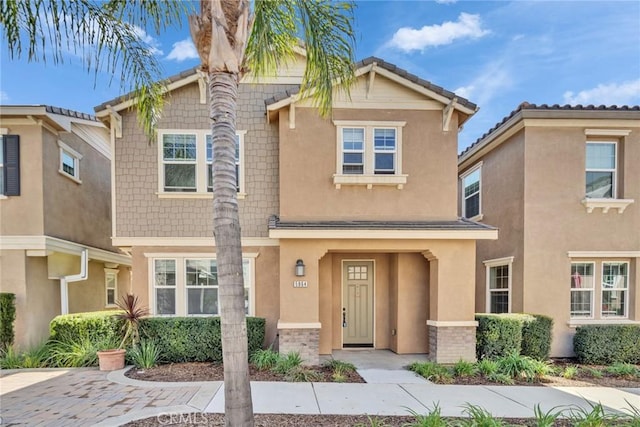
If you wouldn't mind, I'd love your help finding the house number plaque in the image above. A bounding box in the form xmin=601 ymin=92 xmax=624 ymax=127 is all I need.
xmin=293 ymin=280 xmax=308 ymax=288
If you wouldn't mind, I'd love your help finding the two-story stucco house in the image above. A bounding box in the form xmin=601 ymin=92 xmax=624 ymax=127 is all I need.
xmin=0 ymin=106 xmax=132 ymax=349
xmin=96 ymin=55 xmax=496 ymax=364
xmin=458 ymin=102 xmax=640 ymax=357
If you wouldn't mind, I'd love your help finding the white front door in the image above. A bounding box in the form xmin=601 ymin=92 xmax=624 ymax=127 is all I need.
xmin=342 ymin=261 xmax=374 ymax=347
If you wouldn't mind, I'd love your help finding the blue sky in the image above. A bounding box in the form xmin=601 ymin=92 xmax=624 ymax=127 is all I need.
xmin=1 ymin=0 xmax=639 ymax=151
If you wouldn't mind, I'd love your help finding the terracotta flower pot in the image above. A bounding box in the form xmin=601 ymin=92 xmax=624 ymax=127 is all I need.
xmin=97 ymin=349 xmax=126 ymax=371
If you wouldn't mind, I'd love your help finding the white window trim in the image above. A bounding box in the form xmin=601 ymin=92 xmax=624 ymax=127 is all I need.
xmin=460 ymin=161 xmax=483 ymax=221
xmin=582 ymin=135 xmax=635 ymax=213
xmin=570 ymin=261 xmax=595 ymax=320
xmin=58 ymin=140 xmax=83 ymax=184
xmin=483 ymin=256 xmax=513 ymax=313
xmin=148 ymin=253 xmax=256 ymax=317
xmin=332 ymin=120 xmax=407 ymax=189
xmin=585 ymin=140 xmax=617 ymax=198
xmin=157 ymin=129 xmax=246 ymax=198
xmin=104 ymin=268 xmax=119 ymax=308
xmin=601 ymin=261 xmax=629 ymax=319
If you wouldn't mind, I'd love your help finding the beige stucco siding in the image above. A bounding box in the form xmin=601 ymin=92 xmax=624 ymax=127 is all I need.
xmin=42 ymin=129 xmax=112 ymax=250
xmin=278 ymin=108 xmax=459 ymax=221
xmin=0 ymin=251 xmax=61 ymax=349
xmin=522 ymin=126 xmax=640 ymax=356
xmin=0 ymin=124 xmax=45 ymax=236
xmin=115 ymin=82 xmax=296 ymax=238
xmin=67 ymin=260 xmax=128 ymax=313
xmin=466 ymin=130 xmax=526 ymax=313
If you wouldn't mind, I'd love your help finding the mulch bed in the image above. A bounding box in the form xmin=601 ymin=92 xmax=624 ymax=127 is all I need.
xmin=124 ymin=414 xmax=575 ymax=426
xmin=125 ymin=362 xmax=365 ymax=383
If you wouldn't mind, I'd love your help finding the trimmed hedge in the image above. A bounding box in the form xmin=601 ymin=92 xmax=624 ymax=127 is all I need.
xmin=574 ymin=325 xmax=640 ymax=364
xmin=475 ymin=314 xmax=524 ymax=360
xmin=49 ymin=310 xmax=122 ymax=344
xmin=520 ymin=314 xmax=553 ymax=361
xmin=0 ymin=293 xmax=16 ymax=351
xmin=140 ymin=316 xmax=265 ymax=363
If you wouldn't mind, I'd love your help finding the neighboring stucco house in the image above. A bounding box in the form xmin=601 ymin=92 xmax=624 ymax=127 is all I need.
xmin=95 ymin=55 xmax=496 ymax=364
xmin=458 ymin=102 xmax=640 ymax=357
xmin=0 ymin=105 xmax=131 ymax=349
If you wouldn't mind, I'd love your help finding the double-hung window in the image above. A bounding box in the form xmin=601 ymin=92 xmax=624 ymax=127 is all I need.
xmin=333 ymin=121 xmax=406 ymax=189
xmin=159 ymin=130 xmax=245 ymax=196
xmin=570 ymin=260 xmax=628 ymax=319
xmin=460 ymin=164 xmax=482 ymax=219
xmin=206 ymin=134 xmax=241 ymax=192
xmin=151 ymin=256 xmax=254 ymax=316
xmin=162 ymin=133 xmax=197 ymax=192
xmin=58 ymin=140 xmax=82 ymax=183
xmin=484 ymin=257 xmax=513 ymax=313
xmin=570 ymin=262 xmax=595 ymax=318
xmin=153 ymin=259 xmax=177 ymax=315
xmin=105 ymin=269 xmax=118 ymax=307
xmin=601 ymin=262 xmax=628 ymax=318
xmin=342 ymin=128 xmax=365 ymax=174
xmin=585 ymin=141 xmax=616 ymax=199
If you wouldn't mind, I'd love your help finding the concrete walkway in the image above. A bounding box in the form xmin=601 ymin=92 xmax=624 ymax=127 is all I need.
xmin=0 ymin=367 xmax=638 ymax=427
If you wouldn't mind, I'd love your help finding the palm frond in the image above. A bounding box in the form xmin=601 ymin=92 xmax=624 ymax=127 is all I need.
xmin=0 ymin=0 xmax=190 ymax=139
xmin=245 ymin=0 xmax=356 ymax=118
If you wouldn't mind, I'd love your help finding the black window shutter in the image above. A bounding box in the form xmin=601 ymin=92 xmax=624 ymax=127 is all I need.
xmin=4 ymin=135 xmax=20 ymax=196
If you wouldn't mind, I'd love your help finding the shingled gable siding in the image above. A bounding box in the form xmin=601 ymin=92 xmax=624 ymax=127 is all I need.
xmin=116 ymin=82 xmax=296 ymax=238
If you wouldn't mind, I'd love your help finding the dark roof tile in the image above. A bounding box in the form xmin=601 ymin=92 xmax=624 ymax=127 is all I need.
xmin=268 ymin=215 xmax=494 ymax=231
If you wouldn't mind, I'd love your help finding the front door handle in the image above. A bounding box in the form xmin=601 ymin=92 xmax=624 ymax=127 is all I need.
xmin=342 ymin=307 xmax=347 ymax=327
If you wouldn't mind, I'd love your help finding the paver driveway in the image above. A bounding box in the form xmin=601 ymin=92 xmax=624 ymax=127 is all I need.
xmin=0 ymin=368 xmax=203 ymax=427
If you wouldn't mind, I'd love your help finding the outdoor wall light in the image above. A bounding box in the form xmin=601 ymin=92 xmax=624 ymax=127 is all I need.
xmin=295 ymin=259 xmax=305 ymax=277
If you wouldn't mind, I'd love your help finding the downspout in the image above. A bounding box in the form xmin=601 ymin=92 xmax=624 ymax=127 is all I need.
xmin=60 ymin=249 xmax=88 ymax=315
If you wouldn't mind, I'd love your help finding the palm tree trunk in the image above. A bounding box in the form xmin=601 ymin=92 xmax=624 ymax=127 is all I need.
xmin=209 ymin=70 xmax=254 ymax=427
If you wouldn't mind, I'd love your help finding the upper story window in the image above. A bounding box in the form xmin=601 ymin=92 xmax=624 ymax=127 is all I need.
xmin=58 ymin=140 xmax=82 ymax=183
xmin=158 ymin=130 xmax=245 ymax=197
xmin=206 ymin=134 xmax=240 ymax=192
xmin=333 ymin=121 xmax=407 ymax=189
xmin=585 ymin=141 xmax=616 ymax=199
xmin=460 ymin=163 xmax=482 ymax=220
xmin=0 ymin=134 xmax=20 ymax=197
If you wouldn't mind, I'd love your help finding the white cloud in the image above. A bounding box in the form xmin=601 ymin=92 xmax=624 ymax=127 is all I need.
xmin=166 ymin=39 xmax=199 ymax=62
xmin=563 ymin=79 xmax=640 ymax=105
xmin=387 ymin=13 xmax=489 ymax=52
xmin=132 ymin=26 xmax=163 ymax=56
xmin=0 ymin=91 xmax=9 ymax=102
xmin=435 ymin=0 xmax=457 ymax=4
xmin=454 ymin=59 xmax=512 ymax=106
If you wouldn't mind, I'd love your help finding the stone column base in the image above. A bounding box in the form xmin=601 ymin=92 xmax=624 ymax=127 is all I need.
xmin=277 ymin=322 xmax=320 ymax=365
xmin=427 ymin=320 xmax=477 ymax=363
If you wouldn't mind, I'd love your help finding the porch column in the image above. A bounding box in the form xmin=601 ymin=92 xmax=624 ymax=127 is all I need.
xmin=424 ymin=241 xmax=478 ymax=363
xmin=277 ymin=241 xmax=327 ymax=365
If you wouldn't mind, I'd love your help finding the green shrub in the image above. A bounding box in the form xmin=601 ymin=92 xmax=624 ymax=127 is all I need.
xmin=140 ymin=316 xmax=265 ymax=363
xmin=574 ymin=325 xmax=640 ymax=364
xmin=272 ymin=351 xmax=303 ymax=375
xmin=562 ymin=365 xmax=578 ymax=379
xmin=476 ymin=358 xmax=499 ymax=376
xmin=49 ymin=311 xmax=122 ymax=345
xmin=128 ymin=339 xmax=161 ymax=369
xmin=47 ymin=335 xmax=117 ymax=367
xmin=323 ymin=359 xmax=356 ymax=373
xmin=453 ymin=359 xmax=477 ymax=377
xmin=0 ymin=346 xmax=23 ymax=369
xmin=606 ymin=362 xmax=638 ymax=378
xmin=0 ymin=293 xmax=17 ymax=351
xmin=496 ymin=351 xmax=538 ymax=381
xmin=520 ymin=314 xmax=553 ymax=361
xmin=408 ymin=361 xmax=453 ymax=384
xmin=251 ymin=348 xmax=281 ymax=370
xmin=285 ymin=366 xmax=322 ymax=382
xmin=460 ymin=404 xmax=506 ymax=426
xmin=475 ymin=314 xmax=523 ymax=360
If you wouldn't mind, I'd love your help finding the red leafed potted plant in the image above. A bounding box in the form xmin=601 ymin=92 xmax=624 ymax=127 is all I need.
xmin=97 ymin=294 xmax=149 ymax=371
